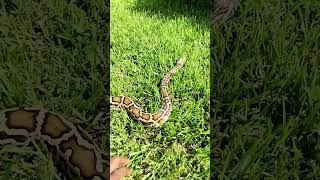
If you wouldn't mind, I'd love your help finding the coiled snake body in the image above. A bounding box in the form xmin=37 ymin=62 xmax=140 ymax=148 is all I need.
xmin=111 ymin=58 xmax=186 ymax=127
xmin=0 ymin=58 xmax=185 ymax=180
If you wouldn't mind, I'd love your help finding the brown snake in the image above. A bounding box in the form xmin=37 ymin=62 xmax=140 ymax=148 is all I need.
xmin=211 ymin=0 xmax=235 ymax=29
xmin=111 ymin=58 xmax=186 ymax=127
xmin=0 ymin=107 xmax=108 ymax=180
xmin=0 ymin=59 xmax=185 ymax=179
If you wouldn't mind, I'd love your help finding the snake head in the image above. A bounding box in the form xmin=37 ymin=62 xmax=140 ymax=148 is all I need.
xmin=176 ymin=58 xmax=186 ymax=67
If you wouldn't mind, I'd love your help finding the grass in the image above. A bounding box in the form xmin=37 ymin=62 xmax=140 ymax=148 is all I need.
xmin=211 ymin=0 xmax=320 ymax=179
xmin=3 ymin=0 xmax=317 ymax=179
xmin=0 ymin=0 xmax=107 ymax=179
xmin=110 ymin=0 xmax=210 ymax=179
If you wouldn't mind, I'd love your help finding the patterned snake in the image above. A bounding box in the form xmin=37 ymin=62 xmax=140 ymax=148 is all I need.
xmin=0 ymin=58 xmax=185 ymax=179
xmin=0 ymin=107 xmax=108 ymax=180
xmin=110 ymin=58 xmax=186 ymax=127
xmin=211 ymin=0 xmax=235 ymax=29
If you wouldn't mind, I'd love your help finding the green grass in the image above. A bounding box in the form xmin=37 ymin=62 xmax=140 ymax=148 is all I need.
xmin=110 ymin=0 xmax=210 ymax=179
xmin=4 ymin=0 xmax=317 ymax=179
xmin=211 ymin=0 xmax=320 ymax=179
xmin=0 ymin=0 xmax=107 ymax=179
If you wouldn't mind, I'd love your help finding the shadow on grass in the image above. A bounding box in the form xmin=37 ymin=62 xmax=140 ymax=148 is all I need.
xmin=130 ymin=0 xmax=211 ymax=28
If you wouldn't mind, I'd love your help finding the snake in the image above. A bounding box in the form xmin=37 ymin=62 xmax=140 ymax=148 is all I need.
xmin=0 ymin=107 xmax=108 ymax=180
xmin=211 ymin=0 xmax=235 ymax=29
xmin=0 ymin=58 xmax=185 ymax=179
xmin=110 ymin=58 xmax=186 ymax=127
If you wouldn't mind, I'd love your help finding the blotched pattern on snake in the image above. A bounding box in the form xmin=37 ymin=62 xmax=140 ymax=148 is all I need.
xmin=110 ymin=58 xmax=186 ymax=127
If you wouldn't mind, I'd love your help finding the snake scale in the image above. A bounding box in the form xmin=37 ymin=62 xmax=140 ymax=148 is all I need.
xmin=0 ymin=59 xmax=186 ymax=179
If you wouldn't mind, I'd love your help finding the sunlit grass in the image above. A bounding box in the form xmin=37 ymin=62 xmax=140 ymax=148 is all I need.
xmin=110 ymin=0 xmax=210 ymax=179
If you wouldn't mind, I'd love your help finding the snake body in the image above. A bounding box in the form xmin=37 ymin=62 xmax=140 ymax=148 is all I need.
xmin=110 ymin=58 xmax=186 ymax=127
xmin=0 ymin=59 xmax=185 ymax=179
xmin=211 ymin=0 xmax=235 ymax=29
xmin=0 ymin=107 xmax=108 ymax=180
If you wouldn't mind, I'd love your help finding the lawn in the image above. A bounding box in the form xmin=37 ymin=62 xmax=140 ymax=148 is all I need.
xmin=110 ymin=0 xmax=210 ymax=179
xmin=211 ymin=0 xmax=320 ymax=179
xmin=0 ymin=0 xmax=107 ymax=179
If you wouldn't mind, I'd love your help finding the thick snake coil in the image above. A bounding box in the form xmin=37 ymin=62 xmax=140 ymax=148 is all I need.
xmin=0 ymin=107 xmax=108 ymax=180
xmin=0 ymin=59 xmax=185 ymax=180
xmin=110 ymin=58 xmax=186 ymax=127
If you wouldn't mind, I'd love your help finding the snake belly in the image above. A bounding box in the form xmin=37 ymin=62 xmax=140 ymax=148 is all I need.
xmin=110 ymin=58 xmax=186 ymax=127
xmin=0 ymin=107 xmax=108 ymax=180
